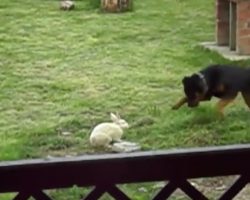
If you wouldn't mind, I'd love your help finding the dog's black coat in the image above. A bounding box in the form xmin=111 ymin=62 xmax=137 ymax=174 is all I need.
xmin=173 ymin=64 xmax=250 ymax=114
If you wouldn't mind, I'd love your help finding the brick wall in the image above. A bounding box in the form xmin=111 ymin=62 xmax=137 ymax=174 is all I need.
xmin=216 ymin=0 xmax=250 ymax=55
xmin=236 ymin=0 xmax=250 ymax=55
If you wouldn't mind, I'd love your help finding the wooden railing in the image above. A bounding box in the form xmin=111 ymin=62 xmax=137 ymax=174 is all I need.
xmin=1 ymin=144 xmax=250 ymax=200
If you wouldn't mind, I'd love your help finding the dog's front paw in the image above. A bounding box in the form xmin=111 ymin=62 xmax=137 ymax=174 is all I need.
xmin=172 ymin=104 xmax=180 ymax=110
xmin=172 ymin=97 xmax=187 ymax=110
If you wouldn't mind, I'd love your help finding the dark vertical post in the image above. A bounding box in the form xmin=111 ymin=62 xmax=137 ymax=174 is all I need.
xmin=216 ymin=0 xmax=230 ymax=45
xmin=229 ymin=1 xmax=236 ymax=50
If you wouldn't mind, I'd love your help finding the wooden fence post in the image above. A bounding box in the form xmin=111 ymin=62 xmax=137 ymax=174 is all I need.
xmin=101 ymin=0 xmax=132 ymax=12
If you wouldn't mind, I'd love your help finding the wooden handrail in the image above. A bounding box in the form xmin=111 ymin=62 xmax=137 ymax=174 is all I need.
xmin=1 ymin=144 xmax=250 ymax=199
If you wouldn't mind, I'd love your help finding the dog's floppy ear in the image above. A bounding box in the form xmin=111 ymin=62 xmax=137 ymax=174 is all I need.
xmin=182 ymin=76 xmax=189 ymax=85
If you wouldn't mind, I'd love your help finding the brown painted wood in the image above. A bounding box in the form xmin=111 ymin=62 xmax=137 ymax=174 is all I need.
xmin=219 ymin=176 xmax=248 ymax=200
xmin=0 ymin=144 xmax=250 ymax=199
xmin=31 ymin=190 xmax=53 ymax=200
xmin=153 ymin=182 xmax=177 ymax=200
xmin=178 ymin=179 xmax=209 ymax=200
xmin=106 ymin=185 xmax=131 ymax=200
xmin=13 ymin=192 xmax=30 ymax=200
xmin=83 ymin=186 xmax=105 ymax=200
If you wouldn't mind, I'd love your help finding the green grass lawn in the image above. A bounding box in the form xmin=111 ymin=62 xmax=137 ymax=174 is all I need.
xmin=1 ymin=0 xmax=250 ymax=199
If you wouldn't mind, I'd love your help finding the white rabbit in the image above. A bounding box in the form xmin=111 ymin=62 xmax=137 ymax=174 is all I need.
xmin=89 ymin=113 xmax=129 ymax=148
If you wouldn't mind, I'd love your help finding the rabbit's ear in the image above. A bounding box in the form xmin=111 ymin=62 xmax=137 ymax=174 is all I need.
xmin=110 ymin=113 xmax=119 ymax=122
xmin=116 ymin=111 xmax=121 ymax=119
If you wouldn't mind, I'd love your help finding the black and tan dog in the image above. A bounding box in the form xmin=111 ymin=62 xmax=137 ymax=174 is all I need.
xmin=172 ymin=64 xmax=250 ymax=116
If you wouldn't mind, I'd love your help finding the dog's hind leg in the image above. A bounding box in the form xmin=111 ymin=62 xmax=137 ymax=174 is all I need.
xmin=242 ymin=92 xmax=250 ymax=108
xmin=216 ymin=98 xmax=235 ymax=117
xmin=172 ymin=97 xmax=187 ymax=110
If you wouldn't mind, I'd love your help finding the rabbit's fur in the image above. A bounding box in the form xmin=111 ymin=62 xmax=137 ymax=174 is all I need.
xmin=89 ymin=113 xmax=129 ymax=148
xmin=60 ymin=0 xmax=75 ymax=10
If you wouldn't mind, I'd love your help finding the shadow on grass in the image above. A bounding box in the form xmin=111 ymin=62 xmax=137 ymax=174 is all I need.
xmin=190 ymin=106 xmax=250 ymax=124
xmin=190 ymin=107 xmax=219 ymax=125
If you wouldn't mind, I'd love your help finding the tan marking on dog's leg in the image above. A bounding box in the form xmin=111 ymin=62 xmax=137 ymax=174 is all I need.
xmin=216 ymin=98 xmax=235 ymax=117
xmin=216 ymin=84 xmax=225 ymax=93
xmin=172 ymin=97 xmax=187 ymax=110
xmin=242 ymin=92 xmax=250 ymax=108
